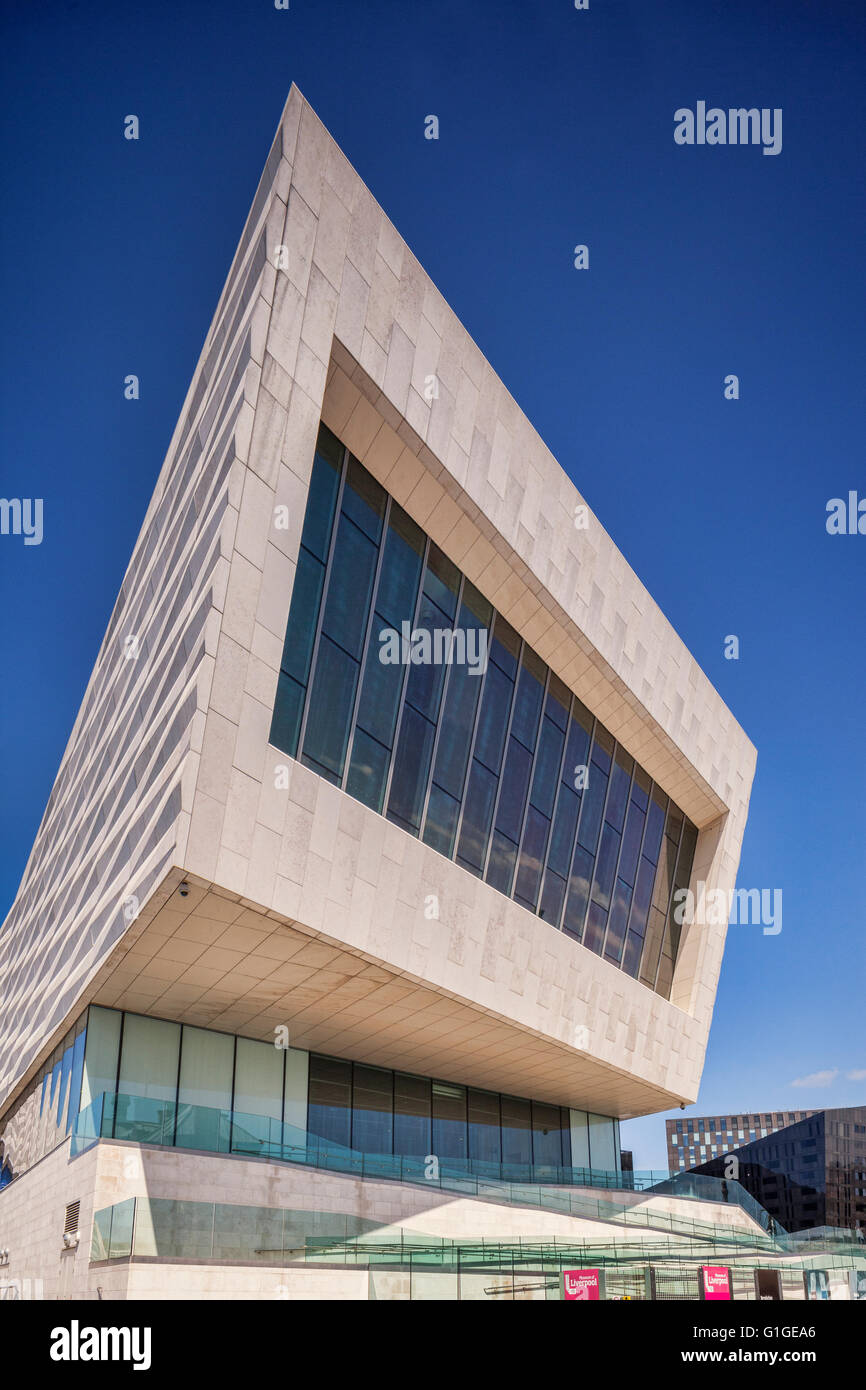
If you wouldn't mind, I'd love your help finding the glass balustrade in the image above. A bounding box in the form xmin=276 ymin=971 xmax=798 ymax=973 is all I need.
xmin=73 ymin=1089 xmax=782 ymax=1240
xmin=89 ymin=1192 xmax=866 ymax=1302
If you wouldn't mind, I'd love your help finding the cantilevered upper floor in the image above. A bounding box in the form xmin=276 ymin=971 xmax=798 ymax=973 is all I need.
xmin=0 ymin=88 xmax=756 ymax=1135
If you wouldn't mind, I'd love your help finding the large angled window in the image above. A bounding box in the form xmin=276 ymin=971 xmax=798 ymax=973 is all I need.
xmin=270 ymin=424 xmax=698 ymax=1000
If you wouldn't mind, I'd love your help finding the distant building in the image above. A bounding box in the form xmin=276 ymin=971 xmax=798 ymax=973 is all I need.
xmin=691 ymin=1107 xmax=866 ymax=1233
xmin=667 ymin=1111 xmax=816 ymax=1173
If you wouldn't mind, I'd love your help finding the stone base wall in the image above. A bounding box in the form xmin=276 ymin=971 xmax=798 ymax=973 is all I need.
xmin=2 ymin=1138 xmax=855 ymax=1301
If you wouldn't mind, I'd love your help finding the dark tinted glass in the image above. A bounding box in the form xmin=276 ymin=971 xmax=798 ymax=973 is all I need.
xmin=308 ymin=1055 xmax=351 ymax=1148
xmin=546 ymin=675 xmax=571 ymax=731
xmin=423 ymin=544 xmax=460 ymax=619
xmin=431 ymin=655 xmax=483 ymax=799
xmin=564 ymin=705 xmax=592 ymax=783
xmin=351 ymin=1064 xmax=393 ymax=1153
xmin=604 ymin=878 xmax=632 ymax=963
xmin=619 ymin=800 xmax=646 ymax=886
xmin=590 ymin=724 xmax=614 ymax=773
xmin=630 ymin=855 xmax=656 ymax=936
xmin=622 ymin=927 xmax=644 ymax=977
xmin=538 ymin=868 xmax=566 ymax=927
xmin=473 ymin=663 xmax=514 ymax=773
xmin=277 ymin=429 xmax=699 ymax=1002
xmin=342 ymin=455 xmax=386 ymax=542
xmin=468 ymin=1090 xmax=501 ymax=1164
xmin=387 ymin=707 xmax=435 ymax=832
xmin=583 ymin=899 xmax=607 ymax=954
xmin=514 ymin=806 xmax=549 ymax=909
xmin=678 ymin=820 xmax=698 ymax=885
xmin=532 ymin=1101 xmax=564 ymax=1167
xmin=302 ymin=637 xmax=358 ymax=779
xmin=269 ymin=671 xmax=305 ymax=758
xmin=494 ymin=739 xmax=532 ymax=843
xmin=403 ymin=593 xmax=450 ymax=721
xmin=665 ymin=803 xmax=684 ymax=846
xmin=489 ymin=613 xmax=520 ymax=678
xmin=456 ymin=760 xmax=497 ymax=872
xmin=640 ymin=907 xmax=667 ymax=988
xmin=530 ymin=716 xmax=566 ymax=817
xmin=631 ymin=766 xmax=651 ymax=810
xmin=422 ymin=783 xmax=461 ymax=857
xmin=652 ymin=833 xmax=678 ymax=912
xmin=345 ymin=728 xmax=390 ymax=812
xmin=432 ymin=1081 xmax=467 ymax=1159
xmin=354 ymin=627 xmax=405 ymax=747
xmin=321 ymin=516 xmax=378 ymax=659
xmin=486 ymin=830 xmax=518 ymax=895
xmin=643 ymin=787 xmax=667 ymax=863
xmin=301 ymin=434 xmax=342 ymax=560
xmin=280 ymin=548 xmax=325 ymax=683
xmin=393 ymin=1073 xmax=431 ymax=1156
xmin=560 ymin=1108 xmax=573 ymax=1167
xmin=509 ymin=651 xmax=545 ymax=751
xmin=462 ymin=578 xmax=493 ymax=628
xmin=576 ymin=768 xmax=607 ymax=853
xmin=305 ymin=1055 xmax=614 ymax=1176
xmin=501 ymin=1095 xmax=532 ymax=1168
xmin=374 ymin=503 xmax=424 ymax=627
xmin=563 ymin=845 xmax=594 ymax=939
xmin=592 ymin=823 xmax=621 ymax=910
xmin=546 ymin=784 xmax=580 ymax=877
xmin=605 ymin=751 xmax=632 ymax=832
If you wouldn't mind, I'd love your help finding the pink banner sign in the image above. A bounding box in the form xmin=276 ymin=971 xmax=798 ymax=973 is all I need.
xmin=701 ymin=1265 xmax=732 ymax=1301
xmin=563 ymin=1268 xmax=601 ymax=1301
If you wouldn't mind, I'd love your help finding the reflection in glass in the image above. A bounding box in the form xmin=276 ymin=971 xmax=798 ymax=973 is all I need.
xmin=270 ymin=425 xmax=699 ymax=999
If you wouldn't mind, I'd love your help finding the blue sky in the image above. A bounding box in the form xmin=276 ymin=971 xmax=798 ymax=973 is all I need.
xmin=1 ymin=0 xmax=863 ymax=1169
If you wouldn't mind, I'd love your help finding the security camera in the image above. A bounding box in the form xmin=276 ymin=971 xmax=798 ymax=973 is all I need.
xmin=179 ymin=882 xmax=189 ymax=897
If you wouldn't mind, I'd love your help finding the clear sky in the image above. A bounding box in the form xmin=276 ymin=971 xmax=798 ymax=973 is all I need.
xmin=1 ymin=0 xmax=863 ymax=1170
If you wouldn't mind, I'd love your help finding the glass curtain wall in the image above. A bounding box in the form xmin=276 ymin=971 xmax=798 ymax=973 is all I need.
xmin=3 ymin=1007 xmax=624 ymax=1186
xmin=0 ymin=1011 xmax=87 ymax=1183
xmin=70 ymin=1007 xmax=623 ymax=1174
xmin=270 ymin=424 xmax=699 ymax=1000
xmin=80 ymin=1007 xmax=308 ymax=1150
xmin=307 ymin=1054 xmax=576 ymax=1172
